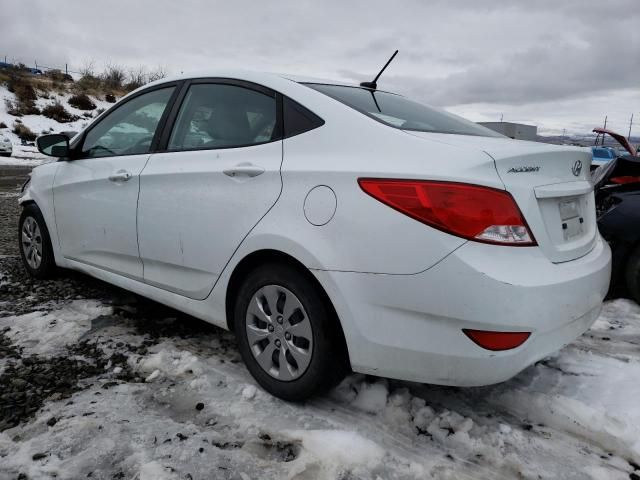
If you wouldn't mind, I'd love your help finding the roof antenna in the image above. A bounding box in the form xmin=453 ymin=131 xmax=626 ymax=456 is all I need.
xmin=360 ymin=50 xmax=398 ymax=90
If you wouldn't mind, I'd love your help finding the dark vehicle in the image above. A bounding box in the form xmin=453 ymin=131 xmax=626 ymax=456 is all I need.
xmin=594 ymin=129 xmax=640 ymax=301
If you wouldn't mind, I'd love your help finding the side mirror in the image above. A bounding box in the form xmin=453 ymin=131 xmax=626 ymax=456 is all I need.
xmin=36 ymin=134 xmax=70 ymax=158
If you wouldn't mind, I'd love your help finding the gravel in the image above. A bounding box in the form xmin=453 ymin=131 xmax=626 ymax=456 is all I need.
xmin=0 ymin=172 xmax=229 ymax=436
xmin=0 ymin=166 xmax=30 ymax=257
xmin=0 ymin=174 xmax=144 ymax=432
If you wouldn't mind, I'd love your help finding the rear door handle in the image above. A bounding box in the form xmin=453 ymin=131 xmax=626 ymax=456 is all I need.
xmin=223 ymin=163 xmax=265 ymax=178
xmin=108 ymin=170 xmax=132 ymax=182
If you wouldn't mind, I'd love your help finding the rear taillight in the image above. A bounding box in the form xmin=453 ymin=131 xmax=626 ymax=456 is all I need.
xmin=358 ymin=179 xmax=536 ymax=246
xmin=463 ymin=329 xmax=531 ymax=351
xmin=610 ymin=176 xmax=640 ymax=185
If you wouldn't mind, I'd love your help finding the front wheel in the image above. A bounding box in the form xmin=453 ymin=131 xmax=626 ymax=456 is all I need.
xmin=234 ymin=263 xmax=347 ymax=401
xmin=18 ymin=204 xmax=56 ymax=279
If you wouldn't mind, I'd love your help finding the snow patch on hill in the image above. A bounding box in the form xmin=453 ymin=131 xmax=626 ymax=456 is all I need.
xmin=0 ymin=84 xmax=113 ymax=166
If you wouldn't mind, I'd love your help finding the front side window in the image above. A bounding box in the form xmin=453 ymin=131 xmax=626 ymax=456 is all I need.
xmin=168 ymin=83 xmax=277 ymax=150
xmin=81 ymin=87 xmax=175 ymax=158
xmin=305 ymin=83 xmax=503 ymax=138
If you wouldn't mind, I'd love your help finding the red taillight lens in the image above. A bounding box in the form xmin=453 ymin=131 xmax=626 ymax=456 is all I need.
xmin=610 ymin=176 xmax=640 ymax=184
xmin=358 ymin=179 xmax=536 ymax=246
xmin=463 ymin=329 xmax=531 ymax=351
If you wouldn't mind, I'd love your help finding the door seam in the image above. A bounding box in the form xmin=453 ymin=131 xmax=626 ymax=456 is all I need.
xmin=136 ymin=154 xmax=154 ymax=280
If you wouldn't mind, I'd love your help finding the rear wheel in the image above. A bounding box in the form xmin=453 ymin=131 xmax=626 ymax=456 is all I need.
xmin=18 ymin=204 xmax=56 ymax=279
xmin=625 ymin=245 xmax=640 ymax=304
xmin=234 ymin=263 xmax=346 ymax=401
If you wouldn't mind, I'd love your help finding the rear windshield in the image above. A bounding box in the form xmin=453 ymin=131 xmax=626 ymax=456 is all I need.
xmin=304 ymin=83 xmax=502 ymax=137
xmin=592 ymin=148 xmax=615 ymax=159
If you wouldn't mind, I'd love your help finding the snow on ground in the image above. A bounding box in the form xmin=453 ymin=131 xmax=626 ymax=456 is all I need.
xmin=0 ymin=300 xmax=112 ymax=356
xmin=0 ymin=84 xmax=112 ymax=166
xmin=1 ymin=265 xmax=639 ymax=480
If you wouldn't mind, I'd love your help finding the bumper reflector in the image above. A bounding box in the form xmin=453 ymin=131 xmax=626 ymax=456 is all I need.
xmin=463 ymin=329 xmax=531 ymax=351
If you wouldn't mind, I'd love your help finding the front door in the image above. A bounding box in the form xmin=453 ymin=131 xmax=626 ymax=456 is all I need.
xmin=53 ymin=86 xmax=176 ymax=280
xmin=138 ymin=81 xmax=282 ymax=299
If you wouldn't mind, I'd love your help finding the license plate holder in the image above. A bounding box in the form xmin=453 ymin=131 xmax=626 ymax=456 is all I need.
xmin=559 ymin=198 xmax=583 ymax=240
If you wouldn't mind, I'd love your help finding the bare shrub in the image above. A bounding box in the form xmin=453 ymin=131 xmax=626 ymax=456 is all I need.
xmin=8 ymin=75 xmax=37 ymax=102
xmin=79 ymin=60 xmax=96 ymax=78
xmin=44 ymin=69 xmax=73 ymax=92
xmin=4 ymin=74 xmax=42 ymax=115
xmin=101 ymin=64 xmax=126 ymax=89
xmin=13 ymin=123 xmax=36 ymax=141
xmin=147 ymin=66 xmax=167 ymax=83
xmin=0 ymin=122 xmax=7 ymax=129
xmin=45 ymin=69 xmax=72 ymax=83
xmin=76 ymin=74 xmax=102 ymax=92
xmin=42 ymin=101 xmax=79 ymax=123
xmin=68 ymin=93 xmax=96 ymax=110
xmin=105 ymin=93 xmax=116 ymax=103
xmin=5 ymin=98 xmax=40 ymax=116
xmin=125 ymin=66 xmax=147 ymax=91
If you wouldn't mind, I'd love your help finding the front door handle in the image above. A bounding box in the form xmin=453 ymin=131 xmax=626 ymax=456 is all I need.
xmin=108 ymin=170 xmax=132 ymax=182
xmin=223 ymin=163 xmax=265 ymax=178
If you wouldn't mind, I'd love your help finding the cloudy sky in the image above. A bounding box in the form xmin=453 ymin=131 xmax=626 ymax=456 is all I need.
xmin=2 ymin=0 xmax=639 ymax=135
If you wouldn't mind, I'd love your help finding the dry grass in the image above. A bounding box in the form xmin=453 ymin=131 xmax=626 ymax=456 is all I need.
xmin=12 ymin=123 xmax=36 ymax=141
xmin=42 ymin=101 xmax=79 ymax=123
xmin=68 ymin=93 xmax=96 ymax=110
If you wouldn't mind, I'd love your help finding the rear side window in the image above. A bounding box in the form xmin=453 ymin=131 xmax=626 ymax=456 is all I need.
xmin=168 ymin=83 xmax=278 ymax=150
xmin=283 ymin=97 xmax=324 ymax=138
xmin=305 ymin=83 xmax=502 ymax=138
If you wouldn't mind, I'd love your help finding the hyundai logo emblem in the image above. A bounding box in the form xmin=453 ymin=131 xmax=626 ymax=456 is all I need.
xmin=572 ymin=160 xmax=582 ymax=177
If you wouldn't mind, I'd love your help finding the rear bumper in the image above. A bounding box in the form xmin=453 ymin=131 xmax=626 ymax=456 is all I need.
xmin=313 ymin=236 xmax=611 ymax=386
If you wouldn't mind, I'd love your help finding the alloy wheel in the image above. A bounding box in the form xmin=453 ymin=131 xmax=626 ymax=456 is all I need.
xmin=21 ymin=216 xmax=43 ymax=270
xmin=245 ymin=285 xmax=313 ymax=381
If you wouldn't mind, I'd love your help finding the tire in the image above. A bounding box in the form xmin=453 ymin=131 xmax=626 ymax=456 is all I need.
xmin=18 ymin=203 xmax=57 ymax=279
xmin=625 ymin=245 xmax=640 ymax=304
xmin=234 ymin=263 xmax=347 ymax=401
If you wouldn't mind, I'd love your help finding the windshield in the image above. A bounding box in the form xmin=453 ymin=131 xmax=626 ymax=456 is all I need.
xmin=304 ymin=83 xmax=503 ymax=137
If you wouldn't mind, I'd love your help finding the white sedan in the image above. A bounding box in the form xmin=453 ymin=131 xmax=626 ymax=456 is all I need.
xmin=21 ymin=71 xmax=610 ymax=400
xmin=0 ymin=132 xmax=12 ymax=157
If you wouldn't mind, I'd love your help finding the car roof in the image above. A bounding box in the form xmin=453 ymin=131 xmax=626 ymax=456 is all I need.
xmin=145 ymin=70 xmax=356 ymax=88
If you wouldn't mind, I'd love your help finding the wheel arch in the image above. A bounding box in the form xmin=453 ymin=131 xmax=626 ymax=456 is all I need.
xmin=224 ymin=248 xmax=350 ymax=363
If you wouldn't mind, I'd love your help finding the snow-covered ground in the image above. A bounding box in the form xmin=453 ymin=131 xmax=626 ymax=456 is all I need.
xmin=0 ymin=251 xmax=639 ymax=479
xmin=0 ymin=84 xmax=112 ymax=166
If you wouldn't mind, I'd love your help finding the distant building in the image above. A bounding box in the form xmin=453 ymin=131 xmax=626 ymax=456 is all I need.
xmin=479 ymin=122 xmax=537 ymax=141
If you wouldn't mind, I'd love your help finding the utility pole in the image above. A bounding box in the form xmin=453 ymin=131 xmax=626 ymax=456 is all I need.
xmin=629 ymin=113 xmax=634 ymax=140
xmin=500 ymin=113 xmax=504 ymax=122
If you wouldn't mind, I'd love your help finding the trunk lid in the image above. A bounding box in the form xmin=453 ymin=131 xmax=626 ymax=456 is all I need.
xmin=404 ymin=132 xmax=596 ymax=263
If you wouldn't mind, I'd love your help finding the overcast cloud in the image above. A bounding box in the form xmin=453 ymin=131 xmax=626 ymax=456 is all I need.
xmin=1 ymin=0 xmax=638 ymax=134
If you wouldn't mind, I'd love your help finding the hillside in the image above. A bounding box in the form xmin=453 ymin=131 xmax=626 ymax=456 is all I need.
xmin=0 ymin=66 xmax=155 ymax=165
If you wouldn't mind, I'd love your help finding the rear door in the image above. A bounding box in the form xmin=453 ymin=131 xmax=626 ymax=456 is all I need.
xmin=137 ymin=80 xmax=283 ymax=299
xmin=53 ymin=85 xmax=177 ymax=280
